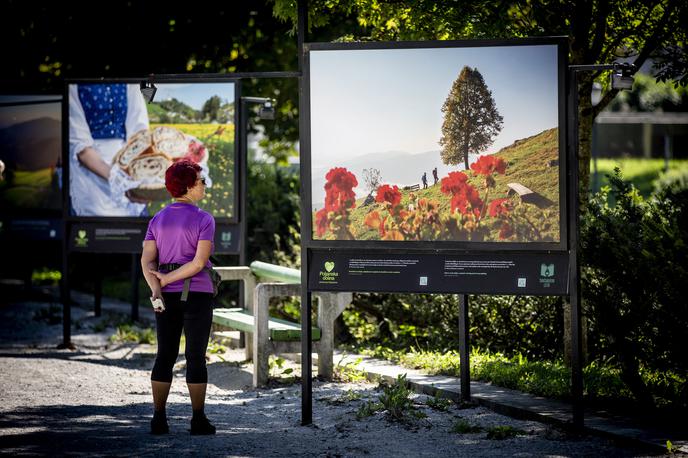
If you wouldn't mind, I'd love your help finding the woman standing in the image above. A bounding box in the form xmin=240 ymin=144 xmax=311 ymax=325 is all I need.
xmin=141 ymin=159 xmax=216 ymax=435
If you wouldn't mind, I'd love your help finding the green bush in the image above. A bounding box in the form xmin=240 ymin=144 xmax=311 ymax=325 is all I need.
xmin=426 ymin=395 xmax=452 ymax=411
xmin=581 ymin=169 xmax=688 ymax=409
xmin=341 ymin=292 xmax=563 ymax=361
xmin=654 ymin=166 xmax=688 ymax=194
xmin=110 ymin=323 xmax=156 ymax=344
xmin=31 ymin=268 xmax=61 ymax=285
xmin=451 ymin=419 xmax=482 ymax=434
xmin=378 ymin=374 xmax=415 ymax=421
xmin=486 ymin=425 xmax=524 ymax=440
xmin=246 ymin=160 xmax=300 ymax=267
xmin=356 ymin=400 xmax=384 ymax=420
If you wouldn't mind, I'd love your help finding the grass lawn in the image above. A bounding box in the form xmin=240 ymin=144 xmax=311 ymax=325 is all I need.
xmin=590 ymin=158 xmax=688 ymax=196
xmin=353 ymin=346 xmax=686 ymax=411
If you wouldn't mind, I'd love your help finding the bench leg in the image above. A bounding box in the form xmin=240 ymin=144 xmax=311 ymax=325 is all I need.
xmin=316 ymin=293 xmax=335 ymax=381
xmin=253 ymin=284 xmax=270 ymax=388
xmin=244 ymin=275 xmax=256 ymax=362
xmin=316 ymin=292 xmax=352 ymax=381
xmin=317 ymin=295 xmax=333 ymax=381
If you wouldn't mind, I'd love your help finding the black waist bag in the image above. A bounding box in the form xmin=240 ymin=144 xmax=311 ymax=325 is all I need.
xmin=158 ymin=263 xmax=221 ymax=302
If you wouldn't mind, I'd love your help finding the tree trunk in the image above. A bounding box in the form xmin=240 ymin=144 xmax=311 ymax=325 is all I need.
xmin=463 ymin=145 xmax=470 ymax=171
xmin=564 ymin=68 xmax=593 ymax=368
xmin=577 ymin=76 xmax=594 ymax=208
xmin=563 ymin=298 xmax=588 ymax=367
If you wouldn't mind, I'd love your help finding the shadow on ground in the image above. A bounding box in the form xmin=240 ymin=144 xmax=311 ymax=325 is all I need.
xmin=0 ymin=400 xmax=304 ymax=456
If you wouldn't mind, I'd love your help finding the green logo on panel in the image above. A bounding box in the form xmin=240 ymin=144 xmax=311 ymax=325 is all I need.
xmin=319 ymin=260 xmax=339 ymax=283
xmin=539 ymin=263 xmax=555 ymax=287
xmin=221 ymin=231 xmax=232 ymax=242
xmin=75 ymin=229 xmax=89 ymax=247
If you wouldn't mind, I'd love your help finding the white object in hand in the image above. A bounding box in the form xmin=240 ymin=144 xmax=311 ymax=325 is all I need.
xmin=150 ymin=297 xmax=165 ymax=312
xmin=109 ymin=166 xmax=143 ymax=203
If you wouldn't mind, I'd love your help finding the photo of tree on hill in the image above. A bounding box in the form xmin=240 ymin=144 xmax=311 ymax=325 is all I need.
xmin=0 ymin=96 xmax=62 ymax=212
xmin=310 ymin=44 xmax=561 ymax=243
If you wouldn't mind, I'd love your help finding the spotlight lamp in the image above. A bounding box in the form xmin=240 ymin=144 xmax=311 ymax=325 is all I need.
xmin=611 ymin=63 xmax=636 ymax=91
xmin=258 ymin=100 xmax=276 ymax=120
xmin=241 ymin=96 xmax=277 ymax=120
xmin=140 ymin=77 xmax=157 ymax=104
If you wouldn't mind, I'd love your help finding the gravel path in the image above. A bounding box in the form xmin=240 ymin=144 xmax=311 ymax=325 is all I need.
xmin=0 ymin=298 xmax=660 ymax=457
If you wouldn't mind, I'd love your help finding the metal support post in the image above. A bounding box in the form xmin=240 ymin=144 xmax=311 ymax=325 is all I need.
xmin=130 ymin=253 xmax=140 ymax=321
xmin=458 ymin=294 xmax=471 ymax=402
xmin=94 ymin=263 xmax=102 ymax=317
xmin=297 ymin=0 xmax=311 ymax=426
xmin=301 ymin=289 xmax=313 ymax=425
xmin=238 ymin=96 xmax=248 ymax=349
xmin=59 ymin=221 xmax=71 ymax=348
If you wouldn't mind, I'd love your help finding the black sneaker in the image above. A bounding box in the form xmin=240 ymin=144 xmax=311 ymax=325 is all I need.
xmin=150 ymin=416 xmax=169 ymax=435
xmin=190 ymin=415 xmax=216 ymax=435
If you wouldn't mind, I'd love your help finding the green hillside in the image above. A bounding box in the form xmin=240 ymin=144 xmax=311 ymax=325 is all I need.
xmin=322 ymin=127 xmax=560 ymax=242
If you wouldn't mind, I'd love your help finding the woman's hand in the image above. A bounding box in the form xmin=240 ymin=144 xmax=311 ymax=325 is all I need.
xmin=149 ymin=270 xmax=170 ymax=288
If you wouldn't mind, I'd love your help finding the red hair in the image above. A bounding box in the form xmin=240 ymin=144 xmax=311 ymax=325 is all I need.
xmin=165 ymin=160 xmax=202 ymax=198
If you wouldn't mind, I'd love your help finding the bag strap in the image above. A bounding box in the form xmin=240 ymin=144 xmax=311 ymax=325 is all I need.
xmin=158 ymin=263 xmax=216 ymax=301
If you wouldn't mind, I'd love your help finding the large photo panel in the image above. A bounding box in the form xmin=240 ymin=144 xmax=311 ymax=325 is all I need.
xmin=67 ymin=81 xmax=237 ymax=220
xmin=0 ymin=96 xmax=62 ymax=214
xmin=308 ymin=41 xmax=564 ymax=245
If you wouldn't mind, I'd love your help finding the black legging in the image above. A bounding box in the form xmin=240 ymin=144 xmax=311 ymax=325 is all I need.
xmin=151 ymin=292 xmax=213 ymax=384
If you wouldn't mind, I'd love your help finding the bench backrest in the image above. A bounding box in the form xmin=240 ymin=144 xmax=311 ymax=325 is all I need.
xmin=250 ymin=261 xmax=300 ymax=283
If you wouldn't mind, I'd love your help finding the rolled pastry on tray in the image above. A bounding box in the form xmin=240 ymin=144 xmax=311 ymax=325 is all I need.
xmin=111 ymin=126 xmax=207 ymax=202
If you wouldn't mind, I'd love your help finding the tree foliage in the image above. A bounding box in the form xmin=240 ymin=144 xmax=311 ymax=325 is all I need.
xmin=440 ymin=66 xmax=503 ymax=169
xmin=273 ymin=0 xmax=687 ymax=199
xmin=607 ymin=72 xmax=688 ymax=112
xmin=0 ymin=1 xmax=305 ymax=164
xmin=362 ymin=168 xmax=382 ymax=193
xmin=201 ymin=95 xmax=222 ymax=121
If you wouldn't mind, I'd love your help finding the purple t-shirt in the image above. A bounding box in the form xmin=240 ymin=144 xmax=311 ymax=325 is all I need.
xmin=144 ymin=202 xmax=215 ymax=293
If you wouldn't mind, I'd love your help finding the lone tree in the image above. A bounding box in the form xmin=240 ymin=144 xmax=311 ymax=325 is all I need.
xmin=362 ymin=168 xmax=382 ymax=193
xmin=201 ymin=95 xmax=222 ymax=122
xmin=440 ymin=66 xmax=503 ymax=170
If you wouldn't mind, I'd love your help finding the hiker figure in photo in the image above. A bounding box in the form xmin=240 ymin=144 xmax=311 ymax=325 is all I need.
xmin=422 ymin=172 xmax=428 ymax=189
xmin=432 ymin=167 xmax=438 ymax=185
xmin=141 ymin=160 xmax=217 ymax=435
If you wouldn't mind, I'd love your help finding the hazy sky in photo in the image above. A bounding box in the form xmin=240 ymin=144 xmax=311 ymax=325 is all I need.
xmin=310 ymin=45 xmax=559 ymax=167
xmin=0 ymin=98 xmax=61 ymax=129
xmin=154 ymin=83 xmax=236 ymax=110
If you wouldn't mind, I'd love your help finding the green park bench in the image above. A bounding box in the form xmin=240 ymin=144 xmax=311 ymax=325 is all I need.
xmin=212 ymin=261 xmax=351 ymax=387
xmin=213 ymin=307 xmax=321 ymax=342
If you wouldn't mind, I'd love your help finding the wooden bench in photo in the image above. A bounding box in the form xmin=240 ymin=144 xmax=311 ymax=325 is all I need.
xmin=212 ymin=262 xmax=352 ymax=387
xmin=506 ymin=182 xmax=554 ymax=208
xmin=506 ymin=182 xmax=535 ymax=199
